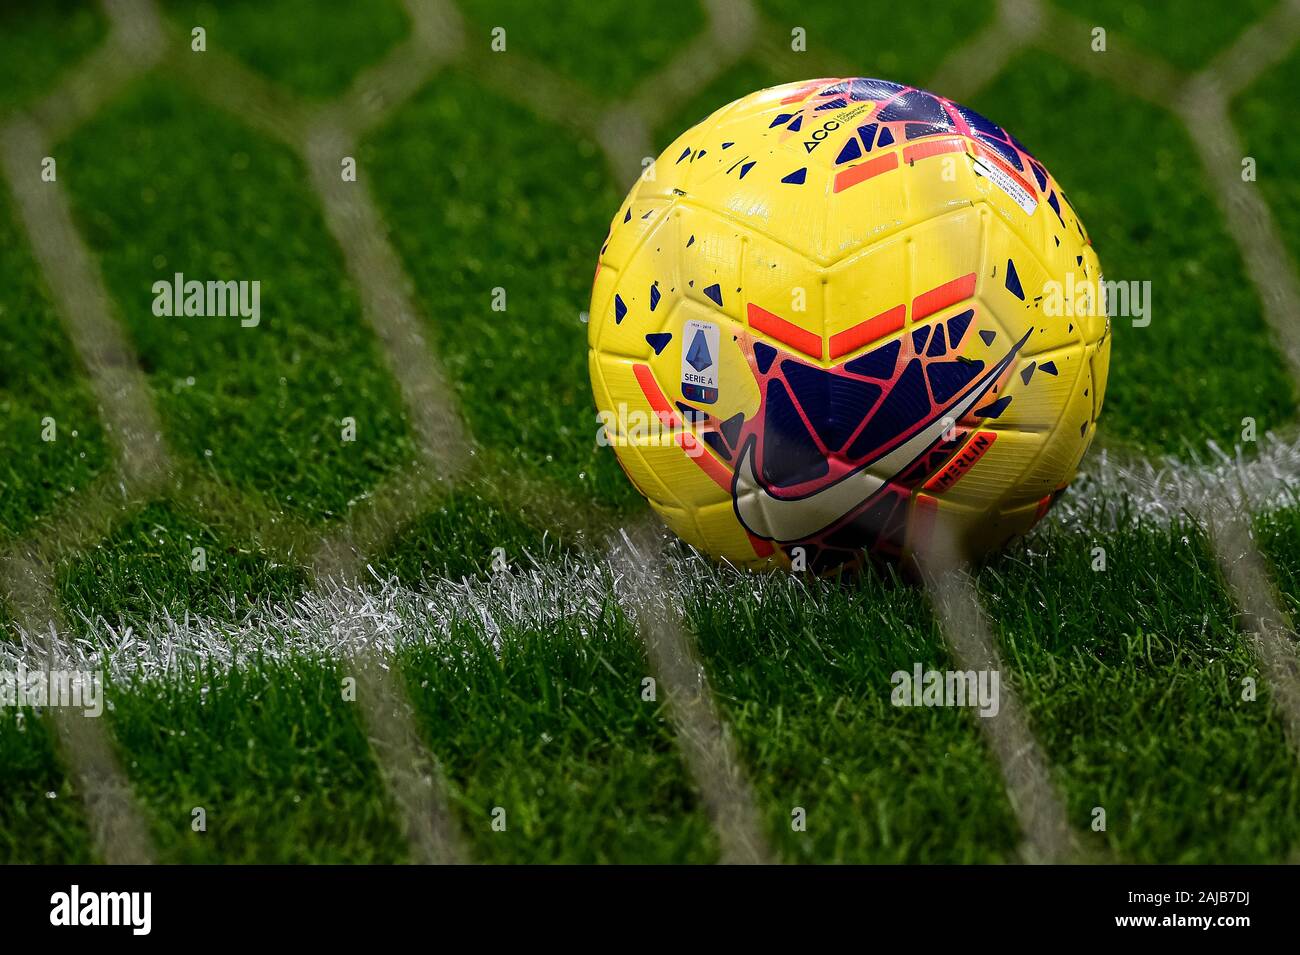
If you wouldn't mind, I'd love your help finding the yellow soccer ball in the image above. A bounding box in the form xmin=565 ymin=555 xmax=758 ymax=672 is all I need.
xmin=588 ymin=78 xmax=1110 ymax=572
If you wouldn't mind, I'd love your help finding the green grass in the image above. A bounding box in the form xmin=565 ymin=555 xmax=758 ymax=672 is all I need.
xmin=755 ymin=0 xmax=995 ymax=85
xmin=1046 ymin=0 xmax=1277 ymax=72
xmin=108 ymin=658 xmax=406 ymax=863
xmin=370 ymin=487 xmax=578 ymax=582
xmin=18 ymin=513 xmax=1300 ymax=863
xmin=973 ymin=52 xmax=1297 ymax=453
xmin=457 ymin=0 xmax=706 ymax=98
xmin=59 ymin=79 xmax=417 ymax=524
xmin=980 ymin=520 xmax=1300 ymax=862
xmin=1235 ymin=46 xmax=1300 ymax=277
xmin=688 ymin=568 xmax=1021 ymax=863
xmin=0 ymin=0 xmax=104 ymax=118
xmin=1256 ymin=500 xmax=1300 ymax=622
xmin=2 ymin=1 xmax=1299 ymax=866
xmin=401 ymin=613 xmax=718 ymax=863
xmin=362 ymin=70 xmax=637 ymax=510
xmin=161 ymin=0 xmax=411 ymax=99
xmin=57 ymin=501 xmax=306 ymax=629
xmin=0 ymin=192 xmax=109 ymax=540
xmin=0 ymin=706 xmax=95 ymax=864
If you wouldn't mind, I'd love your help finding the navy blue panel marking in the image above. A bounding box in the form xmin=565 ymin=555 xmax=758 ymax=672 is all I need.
xmin=847 ymin=358 xmax=930 ymax=459
xmin=762 ymin=380 xmax=829 ymax=488
xmin=927 ymin=358 xmax=985 ymax=404
xmin=1005 ymin=258 xmax=1025 ymax=300
xmin=845 ymin=338 xmax=901 ymax=380
xmin=645 ymin=332 xmax=671 ymax=355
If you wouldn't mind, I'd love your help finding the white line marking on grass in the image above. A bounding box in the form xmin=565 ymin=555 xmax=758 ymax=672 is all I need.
xmin=5 ymin=561 xmax=155 ymax=865
xmin=0 ymin=17 xmax=171 ymax=862
xmin=1161 ymin=21 xmax=1300 ymax=770
xmin=10 ymin=544 xmax=780 ymax=864
xmin=1051 ymin=433 xmax=1300 ymax=531
xmin=1 ymin=0 xmax=1295 ymax=868
xmin=2 ymin=0 xmax=477 ymax=865
xmin=1 ymin=563 xmax=627 ymax=679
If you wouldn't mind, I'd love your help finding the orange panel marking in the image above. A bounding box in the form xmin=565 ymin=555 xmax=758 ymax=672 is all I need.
xmin=747 ymin=303 xmax=823 ymax=359
xmin=829 ymin=304 xmax=906 ymax=359
xmin=923 ymin=432 xmax=998 ymax=494
xmin=973 ymin=142 xmax=1038 ymax=199
xmin=832 ymin=152 xmax=899 ymax=193
xmin=902 ymin=137 xmax=966 ymax=164
xmin=633 ymin=363 xmax=681 ymax=428
xmin=748 ymin=533 xmax=775 ymax=558
xmin=779 ymin=82 xmax=822 ymax=104
xmin=675 ymin=432 xmax=731 ymax=491
xmin=632 ymin=363 xmax=735 ymax=494
xmin=912 ymin=272 xmax=976 ymax=321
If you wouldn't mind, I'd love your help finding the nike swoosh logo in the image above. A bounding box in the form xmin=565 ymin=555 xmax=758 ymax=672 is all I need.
xmin=733 ymin=330 xmax=1031 ymax=543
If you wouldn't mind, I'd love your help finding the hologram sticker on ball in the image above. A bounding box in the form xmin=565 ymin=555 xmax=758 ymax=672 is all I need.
xmin=681 ymin=319 xmax=720 ymax=404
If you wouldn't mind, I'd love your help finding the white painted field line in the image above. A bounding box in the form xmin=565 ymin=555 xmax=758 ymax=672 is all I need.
xmin=1051 ymin=432 xmax=1300 ymax=531
xmin=571 ymin=15 xmax=788 ymax=857
xmin=3 ymin=0 xmax=477 ymax=864
xmin=0 ymin=559 xmax=627 ymax=679
xmin=156 ymin=5 xmax=480 ymax=859
xmin=8 ymin=535 xmax=777 ymax=863
xmin=856 ymin=3 xmax=1086 ymax=863
xmin=4 ymin=0 xmax=1296 ymax=869
xmin=481 ymin=14 xmax=784 ymax=862
xmin=1178 ymin=13 xmax=1300 ymax=763
xmin=4 ymin=567 xmax=156 ymax=865
xmin=298 ymin=35 xmax=478 ymax=862
xmin=950 ymin=0 xmax=1300 ymax=816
